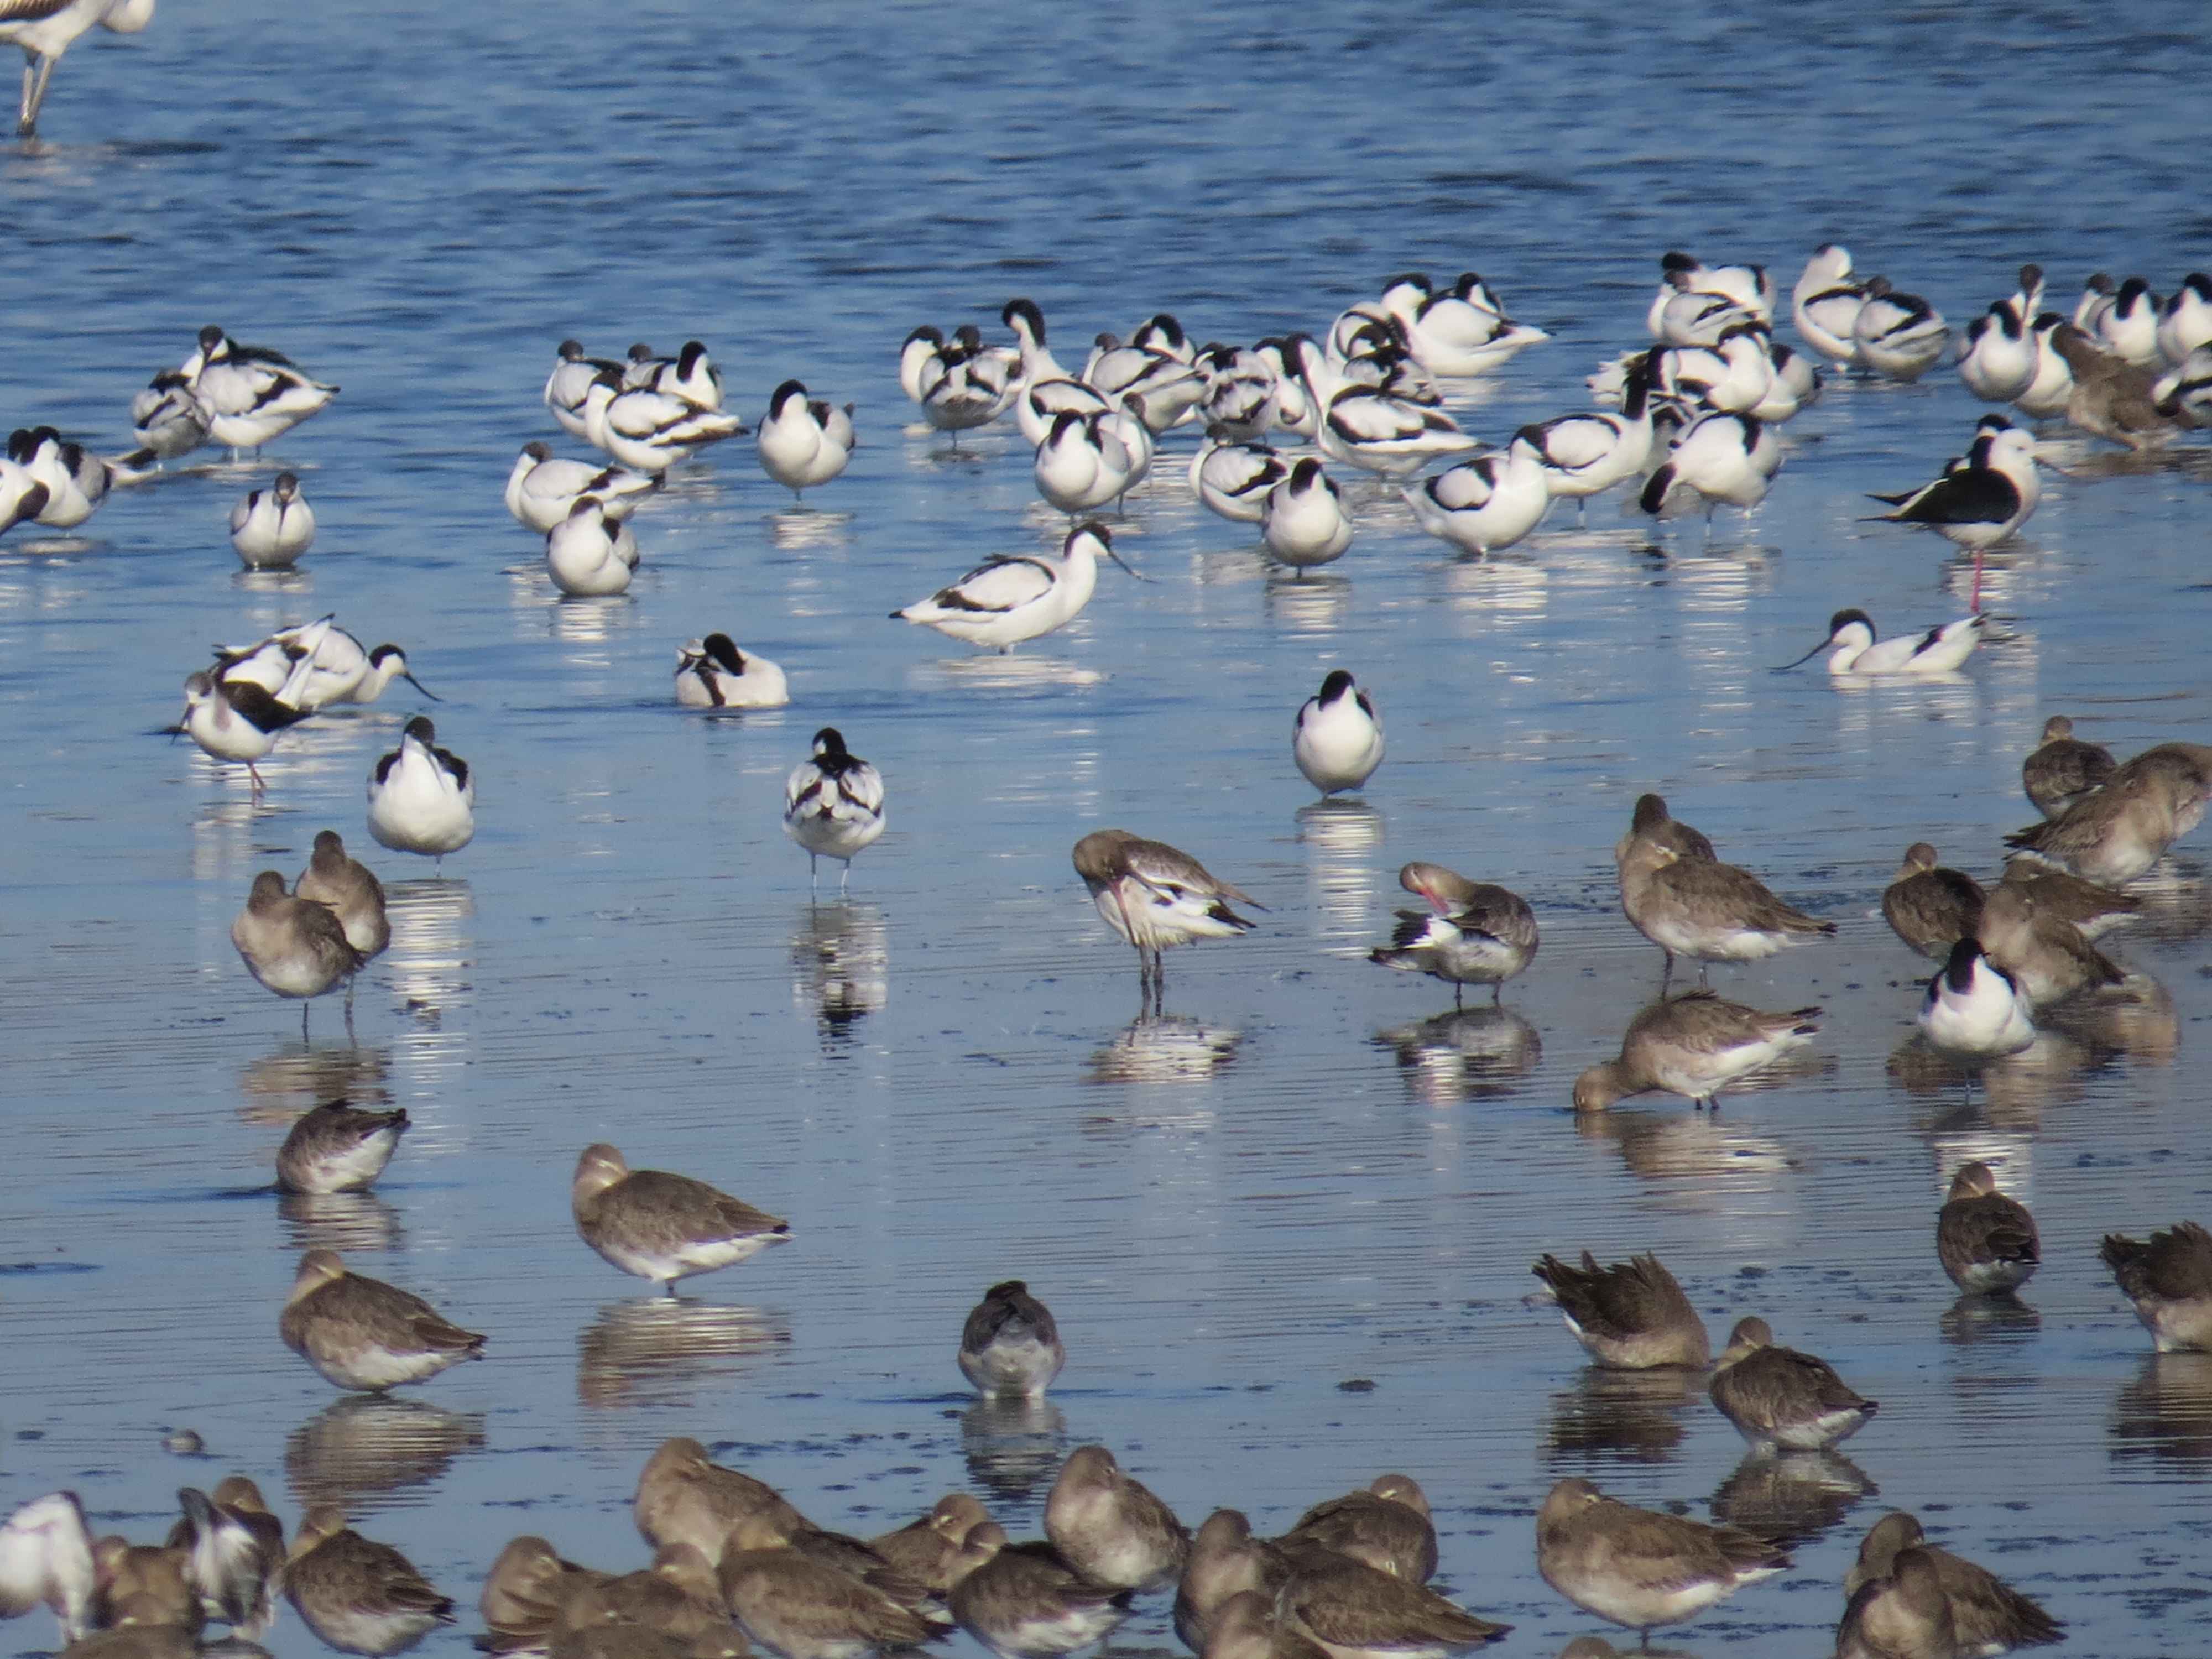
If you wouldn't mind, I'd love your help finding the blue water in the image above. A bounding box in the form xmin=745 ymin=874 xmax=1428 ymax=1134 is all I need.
xmin=3 ymin=3 xmax=2210 ymax=1656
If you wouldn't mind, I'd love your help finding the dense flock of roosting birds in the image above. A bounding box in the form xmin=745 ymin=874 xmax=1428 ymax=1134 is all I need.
xmin=6 ymin=24 xmax=2212 ymax=1656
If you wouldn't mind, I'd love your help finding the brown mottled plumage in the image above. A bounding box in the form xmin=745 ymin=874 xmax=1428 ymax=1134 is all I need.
xmin=1175 ymin=1510 xmax=1290 ymax=1652
xmin=478 ymin=1535 xmax=610 ymax=1655
xmin=870 ymin=1496 xmax=993 ymax=1595
xmin=1881 ymin=845 xmax=1984 ymax=960
xmin=1535 ymin=1477 xmax=1787 ymax=1637
xmin=1618 ymin=836 xmax=1833 ymax=980
xmin=1936 ymin=1164 xmax=2040 ymax=1295
xmin=1574 ymin=992 xmax=1823 ymax=1113
xmin=2021 ymin=716 xmax=2115 ymax=819
xmin=2101 ymin=1221 xmax=2212 ymax=1352
xmin=1976 ymin=882 xmax=2124 ymax=1008
xmin=277 ymin=1249 xmax=485 ymax=1392
xmin=1275 ymin=1540 xmax=1509 ymax=1658
xmin=284 ymin=1506 xmax=453 ymax=1656
xmin=1044 ymin=1446 xmax=1188 ymax=1592
xmin=572 ymin=1144 xmax=792 ymax=1292
xmin=634 ymin=1438 xmax=813 ymax=1570
xmin=1284 ymin=1477 xmax=1436 ymax=1583
xmin=1835 ymin=1546 xmax=1956 ymax=1659
xmin=1531 ymin=1252 xmax=1709 ymax=1369
xmin=1709 ymin=1318 xmax=1876 ymax=1452
xmin=1844 ymin=1512 xmax=2063 ymax=1652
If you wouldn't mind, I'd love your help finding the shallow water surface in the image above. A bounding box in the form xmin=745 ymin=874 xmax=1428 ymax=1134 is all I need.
xmin=2 ymin=3 xmax=2210 ymax=1657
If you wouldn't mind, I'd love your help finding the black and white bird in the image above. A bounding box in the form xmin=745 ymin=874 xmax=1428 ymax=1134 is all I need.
xmin=1958 ymin=304 xmax=2038 ymax=404
xmin=1640 ymin=411 xmax=1777 ymax=520
xmin=1189 ymin=428 xmax=1287 ymax=523
xmin=1919 ymin=938 xmax=2035 ymax=1058
xmin=1193 ymin=343 xmax=1279 ymax=440
xmin=544 ymin=496 xmax=639 ymax=596
xmin=1775 ymin=609 xmax=1985 ymax=677
xmin=621 ymin=340 xmax=723 ymax=410
xmin=580 ymin=376 xmax=745 ymax=473
xmin=1287 ymin=334 xmax=1480 ymax=477
xmin=7 ymin=426 xmax=113 ymax=529
xmin=1370 ymin=861 xmax=1540 ymax=1007
xmin=504 ymin=441 xmax=660 ymax=531
xmin=1406 ymin=432 xmax=1551 ymax=554
xmin=1386 ymin=270 xmax=1551 ymax=374
xmin=1293 ymin=670 xmax=1384 ymax=796
xmin=0 ymin=0 xmax=153 ymax=138
xmin=674 ymin=633 xmax=788 ymax=709
xmin=1523 ymin=367 xmax=1656 ymax=518
xmin=757 ymin=379 xmax=854 ymax=499
xmin=917 ymin=325 xmax=1020 ymax=442
xmin=1034 ymin=407 xmax=1142 ymax=517
xmin=1851 ymin=278 xmax=1950 ymax=381
xmin=367 ymin=717 xmax=474 ymax=861
xmin=128 ymin=368 xmax=212 ymax=461
xmin=1868 ymin=421 xmax=2039 ymax=604
xmin=186 ymin=326 xmax=339 ymax=453
xmin=1261 ymin=457 xmax=1352 ymax=572
xmin=2095 ymin=276 xmax=2163 ymax=364
xmin=784 ymin=728 xmax=886 ymax=891
xmin=1006 ymin=297 xmax=1116 ymax=446
xmin=894 ymin=522 xmax=1135 ymax=653
xmin=229 ymin=471 xmax=315 ymax=567
xmin=1791 ymin=244 xmax=1867 ymax=364
xmin=544 ymin=340 xmax=623 ymax=439
xmin=2157 ymin=273 xmax=2212 ymax=366
xmin=216 ymin=618 xmax=435 ymax=710
xmin=2153 ymin=344 xmax=2212 ymax=427
xmin=174 ymin=653 xmax=317 ymax=794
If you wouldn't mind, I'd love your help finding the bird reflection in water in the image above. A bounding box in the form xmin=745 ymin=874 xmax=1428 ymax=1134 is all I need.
xmin=790 ymin=901 xmax=887 ymax=1052
xmin=2125 ymin=862 xmax=2212 ymax=943
xmin=1262 ymin=567 xmax=1350 ymax=630
xmin=1375 ymin=1007 xmax=1541 ymax=1105
xmin=1709 ymin=1448 xmax=1876 ymax=1547
xmin=1542 ymin=1365 xmax=1700 ymax=1467
xmin=2047 ymin=971 xmax=2177 ymax=1066
xmin=238 ymin=1044 xmax=392 ymax=1126
xmin=1573 ymin=1109 xmax=1797 ymax=1209
xmin=1557 ymin=1635 xmax=1700 ymax=1659
xmin=1085 ymin=1013 xmax=1243 ymax=1086
xmin=277 ymin=1189 xmax=402 ymax=1255
xmin=577 ymin=1300 xmax=792 ymax=1409
xmin=285 ymin=1394 xmax=486 ymax=1514
xmin=769 ymin=508 xmax=853 ymax=551
xmin=2111 ymin=1353 xmax=2212 ymax=1468
xmin=961 ymin=1394 xmax=1067 ymax=1502
xmin=1295 ymin=799 xmax=1381 ymax=947
xmin=1887 ymin=1030 xmax=2106 ymax=1126
xmin=382 ymin=878 xmax=474 ymax=1030
xmin=1939 ymin=1292 xmax=2041 ymax=1347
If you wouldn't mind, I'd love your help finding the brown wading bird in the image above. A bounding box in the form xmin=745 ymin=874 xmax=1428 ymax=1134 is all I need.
xmin=571 ymin=1143 xmax=792 ymax=1295
xmin=1530 ymin=1251 xmax=1710 ymax=1369
xmin=1881 ymin=844 xmax=1984 ymax=959
xmin=1274 ymin=1538 xmax=1510 ymax=1657
xmin=1936 ymin=1163 xmax=2040 ymax=1296
xmin=477 ymin=1536 xmax=612 ymax=1656
xmin=276 ymin=1099 xmax=410 ymax=1195
xmin=717 ymin=1519 xmax=944 ymax=1659
xmin=295 ymin=830 xmax=390 ymax=1017
xmin=2005 ymin=741 xmax=2212 ymax=886
xmin=1175 ymin=1511 xmax=1290 ymax=1651
xmin=1614 ymin=793 xmax=1717 ymax=864
xmin=959 ymin=1281 xmax=1066 ymax=1398
xmin=1708 ymin=1318 xmax=1877 ymax=1452
xmin=947 ymin=1521 xmax=1133 ymax=1659
xmin=284 ymin=1507 xmax=453 ymax=1657
xmin=1573 ymin=992 xmax=1822 ymax=1113
xmin=1835 ymin=1546 xmax=1954 ymax=1659
xmin=2021 ymin=716 xmax=2114 ymax=819
xmin=869 ymin=1495 xmax=993 ymax=1595
xmin=1283 ymin=1477 xmax=1436 ymax=1583
xmin=1535 ymin=1478 xmax=1788 ymax=1642
xmin=278 ymin=1249 xmax=486 ymax=1392
xmin=1615 ymin=802 xmax=1832 ymax=988
xmin=1044 ymin=1446 xmax=1188 ymax=1593
xmin=2100 ymin=1220 xmax=2212 ymax=1352
xmin=1844 ymin=1512 xmax=2064 ymax=1653
xmin=231 ymin=870 xmax=367 ymax=1040
xmin=634 ymin=1439 xmax=813 ymax=1571
xmin=1974 ymin=881 xmax=2124 ymax=1009
xmin=1072 ymin=830 xmax=1261 ymax=1010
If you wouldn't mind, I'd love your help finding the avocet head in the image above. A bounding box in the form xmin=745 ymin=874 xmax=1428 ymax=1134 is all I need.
xmin=367 ymin=645 xmax=437 ymax=702
xmin=556 ymin=339 xmax=588 ymax=362
xmin=1803 ymin=243 xmax=1853 ymax=283
xmin=1287 ymin=455 xmax=1331 ymax=495
xmin=1986 ymin=427 xmax=2039 ymax=468
xmin=1066 ymin=521 xmax=1140 ymax=581
xmin=1776 ymin=608 xmax=1875 ymax=671
xmin=626 ymin=342 xmax=655 ymax=366
xmin=1660 ymin=250 xmax=1700 ymax=278
xmin=399 ymin=715 xmax=440 ymax=750
xmin=677 ymin=341 xmax=713 ymax=375
xmin=702 ymin=633 xmax=747 ymax=674
xmin=1316 ymin=668 xmax=1357 ymax=703
xmin=272 ymin=472 xmax=300 ymax=503
xmin=1131 ymin=314 xmax=1186 ymax=355
xmin=811 ymin=727 xmax=850 ymax=760
xmin=769 ymin=380 xmax=808 ymax=419
xmin=196 ymin=324 xmax=228 ymax=358
xmin=903 ymin=324 xmax=945 ymax=350
xmin=521 ymin=440 xmax=553 ymax=463
xmin=1002 ymin=298 xmax=1046 ymax=346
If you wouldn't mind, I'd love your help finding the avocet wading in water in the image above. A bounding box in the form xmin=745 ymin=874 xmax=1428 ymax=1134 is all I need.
xmin=1919 ymin=938 xmax=2034 ymax=1060
xmin=504 ymin=441 xmax=659 ymax=532
xmin=1775 ymin=609 xmax=1985 ymax=677
xmin=367 ymin=717 xmax=474 ymax=863
xmin=1072 ymin=829 xmax=1261 ymax=1010
xmin=229 ymin=471 xmax=314 ymax=568
xmin=173 ymin=646 xmax=317 ymax=796
xmin=1261 ymin=457 xmax=1352 ymax=573
xmin=184 ymin=326 xmax=338 ymax=456
xmin=544 ymin=495 xmax=640 ymax=596
xmin=1292 ymin=670 xmax=1384 ymax=796
xmin=757 ymin=379 xmax=854 ymax=500
xmin=785 ymin=727 xmax=885 ymax=892
xmin=1 ymin=0 xmax=154 ymax=139
xmin=1405 ymin=431 xmax=1551 ymax=555
xmin=215 ymin=617 xmax=436 ymax=711
xmin=674 ymin=633 xmax=787 ymax=708
xmin=893 ymin=521 xmax=1139 ymax=653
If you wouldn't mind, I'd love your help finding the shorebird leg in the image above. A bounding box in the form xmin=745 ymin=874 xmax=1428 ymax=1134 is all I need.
xmin=343 ymin=993 xmax=356 ymax=1042
xmin=247 ymin=761 xmax=267 ymax=798
xmin=300 ymin=1002 xmax=311 ymax=1041
xmin=808 ymin=853 xmax=820 ymax=892
xmin=16 ymin=56 xmax=35 ymax=138
xmin=838 ymin=860 xmax=851 ymax=895
xmin=1491 ymin=982 xmax=1504 ymax=1008
xmin=1658 ymin=950 xmax=1676 ymax=994
xmin=1453 ymin=983 xmax=1464 ymax=1010
xmin=1969 ymin=547 xmax=1985 ymax=613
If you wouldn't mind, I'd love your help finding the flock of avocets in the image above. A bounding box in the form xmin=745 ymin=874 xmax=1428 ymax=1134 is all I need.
xmin=3 ymin=1144 xmax=2210 ymax=1659
xmin=4 ymin=211 xmax=2212 ymax=1659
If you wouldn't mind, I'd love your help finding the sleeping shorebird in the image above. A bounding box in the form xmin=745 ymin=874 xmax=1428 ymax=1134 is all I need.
xmin=571 ymin=1142 xmax=792 ymax=1294
xmin=1529 ymin=1251 xmax=1708 ymax=1369
xmin=1282 ymin=1475 xmax=1436 ymax=1584
xmin=674 ymin=633 xmax=788 ymax=708
xmin=284 ymin=1509 xmax=455 ymax=1655
xmin=1881 ymin=844 xmax=1983 ymax=959
xmin=947 ymin=1522 xmax=1133 ymax=1659
xmin=1369 ymin=861 xmax=1537 ymax=1007
xmin=1918 ymin=939 xmax=2034 ymax=1059
xmin=1046 ymin=1446 xmax=1190 ymax=1593
xmin=275 ymin=1099 xmax=408 ymax=1195
xmin=1275 ymin=1534 xmax=1509 ymax=1653
xmin=277 ymin=1249 xmax=484 ymax=1391
xmin=1975 ymin=880 xmax=2124 ymax=1008
xmin=232 ymin=870 xmax=363 ymax=1037
xmin=784 ymin=728 xmax=885 ymax=891
xmin=1573 ymin=992 xmax=1822 ymax=1113
xmin=187 ymin=326 xmax=338 ymax=455
xmin=169 ymin=1478 xmax=285 ymax=1639
xmin=959 ymin=1280 xmax=1065 ymax=1398
xmin=1843 ymin=1512 xmax=2063 ymax=1656
xmin=229 ymin=472 xmax=315 ymax=568
xmin=1937 ymin=1162 xmax=2041 ymax=1296
xmin=504 ymin=441 xmax=659 ymax=531
xmin=1536 ymin=1479 xmax=1787 ymax=1644
xmin=1616 ymin=828 xmax=1834 ymax=986
xmin=2005 ymin=741 xmax=2212 ymax=885
xmin=1293 ymin=670 xmax=1384 ymax=796
xmin=2021 ymin=715 xmax=2115 ymax=819
xmin=1708 ymin=1317 xmax=1877 ymax=1451
xmin=1072 ymin=829 xmax=1260 ymax=1009
xmin=757 ymin=379 xmax=855 ymax=500
xmin=2101 ymin=1221 xmax=2212 ymax=1352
